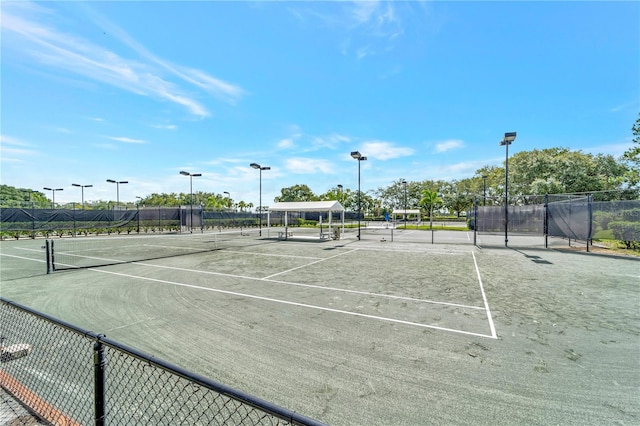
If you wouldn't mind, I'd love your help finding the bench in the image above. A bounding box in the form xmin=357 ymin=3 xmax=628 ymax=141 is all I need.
xmin=320 ymin=232 xmax=332 ymax=240
xmin=278 ymin=231 xmax=293 ymax=239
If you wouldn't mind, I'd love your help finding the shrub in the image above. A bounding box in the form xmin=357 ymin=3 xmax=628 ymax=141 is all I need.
xmin=608 ymin=221 xmax=640 ymax=250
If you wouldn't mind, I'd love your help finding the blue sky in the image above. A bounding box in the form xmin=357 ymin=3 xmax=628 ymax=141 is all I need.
xmin=1 ymin=1 xmax=638 ymax=207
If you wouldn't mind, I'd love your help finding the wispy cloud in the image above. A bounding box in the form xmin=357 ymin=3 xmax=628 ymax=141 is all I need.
xmin=1 ymin=134 xmax=30 ymax=147
xmin=360 ymin=140 xmax=414 ymax=160
xmin=0 ymin=135 xmax=39 ymax=162
xmin=290 ymin=1 xmax=404 ymax=60
xmin=278 ymin=138 xmax=295 ymax=149
xmin=434 ymin=139 xmax=465 ymax=153
xmin=1 ymin=1 xmax=245 ymax=118
xmin=275 ymin=125 xmax=304 ymax=150
xmin=312 ymin=133 xmax=351 ymax=150
xmin=609 ymin=100 xmax=639 ymax=113
xmin=150 ymin=124 xmax=177 ymax=130
xmin=108 ymin=136 xmax=147 ymax=144
xmin=285 ymin=157 xmax=334 ymax=174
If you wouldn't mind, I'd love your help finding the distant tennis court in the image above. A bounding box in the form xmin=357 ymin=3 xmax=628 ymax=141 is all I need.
xmin=1 ymin=228 xmax=638 ymax=425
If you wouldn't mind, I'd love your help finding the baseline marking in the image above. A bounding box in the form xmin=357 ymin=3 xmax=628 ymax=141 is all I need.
xmin=89 ymin=268 xmax=495 ymax=339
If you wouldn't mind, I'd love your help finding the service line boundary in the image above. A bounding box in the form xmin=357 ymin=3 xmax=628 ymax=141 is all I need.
xmin=89 ymin=267 xmax=495 ymax=339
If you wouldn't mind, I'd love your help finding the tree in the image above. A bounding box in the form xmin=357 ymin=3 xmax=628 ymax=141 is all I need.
xmin=275 ymin=184 xmax=317 ymax=202
xmin=418 ymin=189 xmax=442 ymax=229
xmin=0 ymin=185 xmax=49 ymax=208
xmin=622 ymin=113 xmax=640 ymax=188
xmin=441 ymin=179 xmax=474 ymax=217
xmin=507 ymin=148 xmax=630 ymax=199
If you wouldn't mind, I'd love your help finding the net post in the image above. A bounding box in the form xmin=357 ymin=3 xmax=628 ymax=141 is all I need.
xmin=50 ymin=240 xmax=56 ymax=272
xmin=45 ymin=240 xmax=51 ymax=274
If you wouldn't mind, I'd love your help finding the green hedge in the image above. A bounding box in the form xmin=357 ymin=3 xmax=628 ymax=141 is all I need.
xmin=608 ymin=221 xmax=640 ymax=250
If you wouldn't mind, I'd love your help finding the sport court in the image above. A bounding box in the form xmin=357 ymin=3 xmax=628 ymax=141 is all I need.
xmin=1 ymin=229 xmax=638 ymax=425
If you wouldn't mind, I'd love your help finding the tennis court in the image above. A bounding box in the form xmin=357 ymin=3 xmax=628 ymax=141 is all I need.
xmin=1 ymin=229 xmax=639 ymax=425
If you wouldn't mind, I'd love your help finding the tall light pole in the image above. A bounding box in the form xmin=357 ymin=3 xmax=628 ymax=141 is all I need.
xmin=72 ymin=183 xmax=93 ymax=209
xmin=401 ymin=179 xmax=407 ymax=229
xmin=350 ymin=151 xmax=367 ymax=240
xmin=482 ymin=175 xmax=488 ymax=206
xmin=500 ymin=132 xmax=517 ymax=247
xmin=106 ymin=179 xmax=128 ymax=210
xmin=250 ymin=163 xmax=270 ymax=236
xmin=43 ymin=187 xmax=63 ymax=209
xmin=180 ymin=171 xmax=202 ymax=233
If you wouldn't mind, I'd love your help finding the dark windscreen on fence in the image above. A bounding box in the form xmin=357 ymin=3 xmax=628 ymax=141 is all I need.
xmin=547 ymin=197 xmax=591 ymax=241
xmin=475 ymin=205 xmax=545 ymax=234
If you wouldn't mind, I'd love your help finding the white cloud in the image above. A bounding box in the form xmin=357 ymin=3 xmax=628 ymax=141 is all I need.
xmin=434 ymin=139 xmax=465 ymax=153
xmin=285 ymin=157 xmax=334 ymax=174
xmin=360 ymin=140 xmax=414 ymax=160
xmin=290 ymin=1 xmax=404 ymax=59
xmin=278 ymin=138 xmax=295 ymax=149
xmin=150 ymin=124 xmax=177 ymax=130
xmin=0 ymin=135 xmax=39 ymax=162
xmin=1 ymin=3 xmax=245 ymax=118
xmin=108 ymin=136 xmax=146 ymax=144
xmin=312 ymin=133 xmax=351 ymax=150
xmin=0 ymin=134 xmax=30 ymax=146
xmin=352 ymin=1 xmax=380 ymax=24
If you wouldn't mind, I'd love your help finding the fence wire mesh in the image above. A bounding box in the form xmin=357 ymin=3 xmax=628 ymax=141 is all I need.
xmin=473 ymin=196 xmax=640 ymax=250
xmin=0 ymin=299 xmax=325 ymax=426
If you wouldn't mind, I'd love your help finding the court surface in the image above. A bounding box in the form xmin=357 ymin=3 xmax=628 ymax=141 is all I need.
xmin=1 ymin=229 xmax=639 ymax=425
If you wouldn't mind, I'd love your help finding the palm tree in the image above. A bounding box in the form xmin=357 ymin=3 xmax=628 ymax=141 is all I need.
xmin=418 ymin=189 xmax=442 ymax=230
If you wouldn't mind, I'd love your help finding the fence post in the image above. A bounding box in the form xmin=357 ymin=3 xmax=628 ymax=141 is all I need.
xmin=544 ymin=194 xmax=548 ymax=249
xmin=94 ymin=339 xmax=106 ymax=426
xmin=473 ymin=196 xmax=477 ymax=246
xmin=587 ymin=194 xmax=592 ymax=252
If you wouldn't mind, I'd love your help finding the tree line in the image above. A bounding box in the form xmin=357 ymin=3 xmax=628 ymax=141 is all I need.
xmin=2 ymin=114 xmax=639 ymax=216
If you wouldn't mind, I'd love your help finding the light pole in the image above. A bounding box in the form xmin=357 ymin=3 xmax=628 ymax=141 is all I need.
xmin=482 ymin=175 xmax=488 ymax=206
xmin=43 ymin=187 xmax=63 ymax=209
xmin=106 ymin=179 xmax=128 ymax=210
xmin=250 ymin=163 xmax=270 ymax=236
xmin=350 ymin=151 xmax=367 ymax=240
xmin=180 ymin=171 xmax=202 ymax=233
xmin=401 ymin=179 xmax=407 ymax=229
xmin=72 ymin=183 xmax=93 ymax=209
xmin=500 ymin=132 xmax=517 ymax=247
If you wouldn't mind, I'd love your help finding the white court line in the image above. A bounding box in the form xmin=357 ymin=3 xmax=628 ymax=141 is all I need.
xmin=129 ymin=261 xmax=484 ymax=311
xmin=218 ymin=250 xmax=321 ymax=260
xmin=88 ymin=267 xmax=495 ymax=339
xmin=0 ymin=253 xmax=47 ymax=263
xmin=472 ymin=251 xmax=497 ymax=339
xmin=262 ymin=248 xmax=359 ymax=279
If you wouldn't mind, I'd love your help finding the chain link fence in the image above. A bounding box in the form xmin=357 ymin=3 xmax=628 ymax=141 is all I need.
xmin=0 ymin=298 xmax=325 ymax=426
xmin=471 ymin=194 xmax=640 ymax=250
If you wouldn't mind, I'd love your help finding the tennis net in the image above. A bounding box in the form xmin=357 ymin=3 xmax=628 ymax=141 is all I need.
xmin=46 ymin=230 xmax=266 ymax=272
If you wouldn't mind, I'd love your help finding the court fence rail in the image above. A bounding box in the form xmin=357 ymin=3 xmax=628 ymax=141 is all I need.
xmin=0 ymin=298 xmax=325 ymax=426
